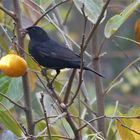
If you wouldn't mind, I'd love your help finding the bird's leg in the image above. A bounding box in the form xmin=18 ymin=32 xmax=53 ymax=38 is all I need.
xmin=41 ymin=68 xmax=60 ymax=89
xmin=49 ymin=69 xmax=60 ymax=86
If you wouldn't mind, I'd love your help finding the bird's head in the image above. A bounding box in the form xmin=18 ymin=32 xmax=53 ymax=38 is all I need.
xmin=25 ymin=26 xmax=50 ymax=42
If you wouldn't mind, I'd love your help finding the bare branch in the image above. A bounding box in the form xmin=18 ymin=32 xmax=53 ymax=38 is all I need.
xmin=0 ymin=92 xmax=26 ymax=111
xmin=63 ymin=69 xmax=76 ymax=104
xmin=33 ymin=0 xmax=71 ymax=26
xmin=67 ymin=4 xmax=87 ymax=107
xmin=12 ymin=0 xmax=34 ymax=136
xmin=83 ymin=0 xmax=111 ymax=51
xmin=0 ymin=4 xmax=16 ymax=20
xmin=40 ymin=93 xmax=52 ymax=140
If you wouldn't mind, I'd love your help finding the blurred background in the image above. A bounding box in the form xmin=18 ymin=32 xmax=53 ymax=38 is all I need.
xmin=0 ymin=0 xmax=140 ymax=139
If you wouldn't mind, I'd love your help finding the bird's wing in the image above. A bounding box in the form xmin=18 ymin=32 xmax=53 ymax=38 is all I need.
xmin=37 ymin=40 xmax=81 ymax=62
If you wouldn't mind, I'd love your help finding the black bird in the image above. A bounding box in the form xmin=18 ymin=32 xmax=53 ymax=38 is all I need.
xmin=26 ymin=26 xmax=104 ymax=83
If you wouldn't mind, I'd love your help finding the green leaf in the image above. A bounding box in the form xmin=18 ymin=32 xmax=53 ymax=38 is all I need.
xmin=105 ymin=0 xmax=140 ymax=38
xmin=73 ymin=0 xmax=104 ymax=24
xmin=116 ymin=114 xmax=134 ymax=140
xmin=0 ymin=76 xmax=23 ymax=110
xmin=0 ymin=104 xmax=22 ymax=137
xmin=116 ymin=109 xmax=140 ymax=140
xmin=21 ymin=0 xmax=51 ymax=24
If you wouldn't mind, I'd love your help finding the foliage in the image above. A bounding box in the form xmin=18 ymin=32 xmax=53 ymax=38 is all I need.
xmin=116 ymin=108 xmax=140 ymax=140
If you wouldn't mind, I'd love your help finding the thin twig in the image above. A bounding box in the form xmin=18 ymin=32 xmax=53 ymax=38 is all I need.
xmin=80 ymin=100 xmax=97 ymax=116
xmin=78 ymin=114 xmax=140 ymax=132
xmin=107 ymin=101 xmax=119 ymax=138
xmin=33 ymin=0 xmax=71 ymax=26
xmin=48 ymin=86 xmax=62 ymax=104
xmin=40 ymin=93 xmax=52 ymax=140
xmin=0 ymin=92 xmax=26 ymax=111
xmin=78 ymin=115 xmax=105 ymax=132
xmin=19 ymin=134 xmax=74 ymax=140
xmin=115 ymin=35 xmax=140 ymax=46
xmin=78 ymin=115 xmax=105 ymax=139
xmin=65 ymin=110 xmax=79 ymax=139
xmin=67 ymin=4 xmax=87 ymax=107
xmin=0 ymin=4 xmax=16 ymax=20
xmin=62 ymin=1 xmax=74 ymax=25
xmin=35 ymin=72 xmax=48 ymax=90
xmin=107 ymin=115 xmax=140 ymax=119
xmin=115 ymin=43 xmax=140 ymax=73
xmin=104 ymin=56 xmax=140 ymax=95
xmin=63 ymin=69 xmax=76 ymax=104
xmin=83 ymin=0 xmax=111 ymax=51
xmin=19 ymin=123 xmax=30 ymax=137
xmin=35 ymin=72 xmax=63 ymax=113
xmin=117 ymin=119 xmax=140 ymax=136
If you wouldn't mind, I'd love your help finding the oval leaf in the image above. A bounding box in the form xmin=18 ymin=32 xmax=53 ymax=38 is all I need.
xmin=0 ymin=75 xmax=23 ymax=110
xmin=0 ymin=109 xmax=22 ymax=137
xmin=105 ymin=0 xmax=140 ymax=38
xmin=74 ymin=0 xmax=104 ymax=24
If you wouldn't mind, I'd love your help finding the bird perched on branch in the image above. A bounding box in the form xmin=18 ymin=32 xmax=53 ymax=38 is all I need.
xmin=26 ymin=26 xmax=104 ymax=84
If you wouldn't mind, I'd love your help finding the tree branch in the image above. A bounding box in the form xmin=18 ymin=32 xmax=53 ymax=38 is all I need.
xmin=83 ymin=0 xmax=111 ymax=51
xmin=67 ymin=4 xmax=87 ymax=107
xmin=0 ymin=4 xmax=16 ymax=20
xmin=33 ymin=0 xmax=71 ymax=26
xmin=12 ymin=0 xmax=34 ymax=137
xmin=88 ymin=0 xmax=111 ymax=138
xmin=92 ymin=28 xmax=106 ymax=137
xmin=40 ymin=93 xmax=52 ymax=140
xmin=63 ymin=69 xmax=76 ymax=104
xmin=0 ymin=92 xmax=26 ymax=111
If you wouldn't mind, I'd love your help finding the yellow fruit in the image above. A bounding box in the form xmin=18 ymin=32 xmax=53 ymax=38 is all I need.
xmin=134 ymin=19 xmax=140 ymax=45
xmin=0 ymin=54 xmax=27 ymax=77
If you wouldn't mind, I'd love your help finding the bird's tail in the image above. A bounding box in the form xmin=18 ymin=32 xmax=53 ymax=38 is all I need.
xmin=84 ymin=66 xmax=104 ymax=78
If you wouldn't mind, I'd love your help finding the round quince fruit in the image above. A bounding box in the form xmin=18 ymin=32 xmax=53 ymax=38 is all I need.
xmin=0 ymin=54 xmax=27 ymax=77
